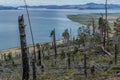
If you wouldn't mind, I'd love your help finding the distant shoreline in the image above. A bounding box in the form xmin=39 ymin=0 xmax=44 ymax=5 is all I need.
xmin=0 ymin=40 xmax=64 ymax=54
xmin=2 ymin=2 xmax=120 ymax=10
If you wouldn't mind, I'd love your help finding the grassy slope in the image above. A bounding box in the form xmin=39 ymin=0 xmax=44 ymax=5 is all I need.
xmin=67 ymin=13 xmax=120 ymax=30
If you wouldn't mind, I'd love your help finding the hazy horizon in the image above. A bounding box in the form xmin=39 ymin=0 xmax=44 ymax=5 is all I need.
xmin=1 ymin=0 xmax=120 ymax=6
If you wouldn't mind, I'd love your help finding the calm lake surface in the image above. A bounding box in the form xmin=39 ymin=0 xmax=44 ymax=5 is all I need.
xmin=0 ymin=9 xmax=120 ymax=50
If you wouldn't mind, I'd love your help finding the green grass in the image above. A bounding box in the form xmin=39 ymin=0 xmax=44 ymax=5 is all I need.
xmin=67 ymin=13 xmax=120 ymax=30
xmin=0 ymin=43 xmax=114 ymax=80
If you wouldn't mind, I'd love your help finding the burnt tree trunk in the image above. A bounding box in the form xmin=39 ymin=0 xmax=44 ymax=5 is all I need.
xmin=53 ymin=29 xmax=57 ymax=61
xmin=42 ymin=46 xmax=45 ymax=60
xmin=92 ymin=18 xmax=95 ymax=36
xmin=84 ymin=54 xmax=87 ymax=78
xmin=32 ymin=59 xmax=36 ymax=80
xmin=37 ymin=44 xmax=41 ymax=66
xmin=105 ymin=0 xmax=109 ymax=39
xmin=115 ymin=44 xmax=118 ymax=64
xmin=67 ymin=52 xmax=71 ymax=69
xmin=18 ymin=15 xmax=29 ymax=80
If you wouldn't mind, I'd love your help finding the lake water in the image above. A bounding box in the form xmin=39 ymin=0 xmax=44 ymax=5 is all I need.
xmin=0 ymin=9 xmax=120 ymax=50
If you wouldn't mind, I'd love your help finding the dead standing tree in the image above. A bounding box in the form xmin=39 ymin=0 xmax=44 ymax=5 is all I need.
xmin=103 ymin=0 xmax=108 ymax=47
xmin=18 ymin=15 xmax=29 ymax=80
xmin=84 ymin=54 xmax=87 ymax=78
xmin=53 ymin=29 xmax=57 ymax=59
xmin=36 ymin=44 xmax=42 ymax=66
xmin=50 ymin=29 xmax=57 ymax=63
xmin=115 ymin=44 xmax=118 ymax=64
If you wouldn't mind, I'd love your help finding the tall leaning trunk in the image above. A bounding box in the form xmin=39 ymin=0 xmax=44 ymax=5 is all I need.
xmin=18 ymin=15 xmax=29 ymax=80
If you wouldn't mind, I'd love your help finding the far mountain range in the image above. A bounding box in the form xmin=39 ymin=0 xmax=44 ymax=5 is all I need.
xmin=1 ymin=3 xmax=120 ymax=10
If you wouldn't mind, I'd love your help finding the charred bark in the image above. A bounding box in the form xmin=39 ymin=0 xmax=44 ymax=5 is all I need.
xmin=18 ymin=15 xmax=29 ymax=80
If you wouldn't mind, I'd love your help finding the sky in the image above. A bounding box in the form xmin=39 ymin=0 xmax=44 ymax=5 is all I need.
xmin=1 ymin=0 xmax=120 ymax=6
